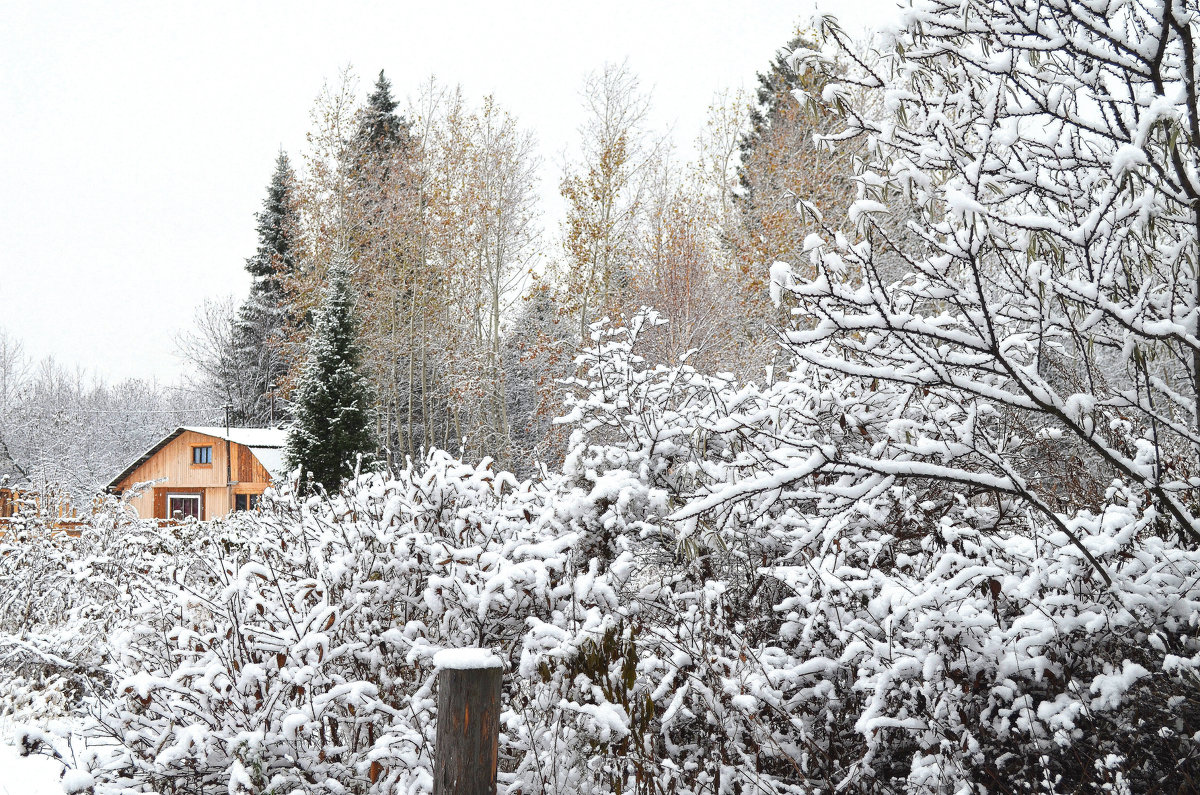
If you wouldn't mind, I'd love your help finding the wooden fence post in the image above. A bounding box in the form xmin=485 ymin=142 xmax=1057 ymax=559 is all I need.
xmin=433 ymin=648 xmax=502 ymax=795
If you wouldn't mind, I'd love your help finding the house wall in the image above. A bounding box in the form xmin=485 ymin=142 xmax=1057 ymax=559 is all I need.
xmin=115 ymin=430 xmax=275 ymax=520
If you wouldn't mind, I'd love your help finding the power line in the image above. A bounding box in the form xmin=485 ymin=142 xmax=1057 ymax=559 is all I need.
xmin=5 ymin=406 xmax=228 ymax=416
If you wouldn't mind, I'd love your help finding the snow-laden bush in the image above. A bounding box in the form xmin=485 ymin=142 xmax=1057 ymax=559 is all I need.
xmin=786 ymin=0 xmax=1200 ymax=560
xmin=76 ymin=457 xmax=593 ymax=794
xmin=0 ymin=498 xmax=202 ymax=728
xmin=57 ymin=314 xmax=1200 ymax=794
xmin=556 ymin=313 xmax=1200 ymax=792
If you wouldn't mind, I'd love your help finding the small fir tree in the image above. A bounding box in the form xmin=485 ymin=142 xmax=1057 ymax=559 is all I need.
xmin=285 ymin=259 xmax=374 ymax=492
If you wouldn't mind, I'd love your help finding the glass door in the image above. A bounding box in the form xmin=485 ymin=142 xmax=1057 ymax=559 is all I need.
xmin=167 ymin=494 xmax=201 ymax=520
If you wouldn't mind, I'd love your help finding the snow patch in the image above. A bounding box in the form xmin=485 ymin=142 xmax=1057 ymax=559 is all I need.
xmin=769 ymin=261 xmax=793 ymax=307
xmin=433 ymin=647 xmax=503 ymax=670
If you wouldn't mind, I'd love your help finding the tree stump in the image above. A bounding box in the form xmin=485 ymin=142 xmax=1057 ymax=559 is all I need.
xmin=433 ymin=648 xmax=502 ymax=795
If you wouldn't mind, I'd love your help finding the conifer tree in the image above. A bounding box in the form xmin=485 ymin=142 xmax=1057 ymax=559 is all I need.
xmin=355 ymin=70 xmax=410 ymax=156
xmin=285 ymin=259 xmax=374 ymax=492
xmin=232 ymin=151 xmax=297 ymax=424
xmin=721 ymin=31 xmax=858 ymax=356
xmin=246 ymin=150 xmax=297 ymax=305
xmin=737 ymin=34 xmax=809 ymax=201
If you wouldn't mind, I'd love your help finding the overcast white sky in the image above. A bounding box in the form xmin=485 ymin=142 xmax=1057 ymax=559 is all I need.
xmin=1 ymin=0 xmax=901 ymax=384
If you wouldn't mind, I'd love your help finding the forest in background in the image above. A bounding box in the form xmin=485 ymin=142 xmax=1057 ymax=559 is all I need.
xmin=1 ymin=26 xmax=847 ymax=500
xmin=190 ymin=37 xmax=855 ymax=480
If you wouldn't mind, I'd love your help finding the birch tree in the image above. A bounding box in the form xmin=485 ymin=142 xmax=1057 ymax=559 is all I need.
xmin=345 ymin=70 xmax=425 ymax=464
xmin=560 ymin=63 xmax=655 ymax=339
xmin=628 ymin=153 xmax=734 ymax=371
xmin=403 ymin=86 xmax=543 ymax=464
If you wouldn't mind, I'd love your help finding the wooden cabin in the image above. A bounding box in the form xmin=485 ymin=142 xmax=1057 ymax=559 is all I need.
xmin=106 ymin=427 xmax=287 ymax=521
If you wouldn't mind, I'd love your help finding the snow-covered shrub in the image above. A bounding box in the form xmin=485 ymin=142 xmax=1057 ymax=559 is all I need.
xmin=80 ymin=457 xmax=586 ymax=794
xmin=66 ymin=309 xmax=1200 ymax=793
xmin=16 ymin=0 xmax=1200 ymax=790
xmin=542 ymin=313 xmax=1200 ymax=791
xmin=786 ymin=0 xmax=1200 ymax=554
xmin=534 ymin=0 xmax=1192 ymax=785
xmin=0 ymin=499 xmax=201 ymax=728
xmin=75 ymin=321 xmax=754 ymax=793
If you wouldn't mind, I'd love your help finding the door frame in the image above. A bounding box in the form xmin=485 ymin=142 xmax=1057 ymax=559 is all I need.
xmin=166 ymin=491 xmax=203 ymax=521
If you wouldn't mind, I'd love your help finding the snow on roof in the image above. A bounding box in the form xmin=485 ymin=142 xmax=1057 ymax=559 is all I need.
xmin=183 ymin=427 xmax=288 ymax=448
xmin=248 ymin=446 xmax=287 ymax=478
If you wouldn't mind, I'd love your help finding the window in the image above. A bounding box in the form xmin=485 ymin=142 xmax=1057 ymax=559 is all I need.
xmin=236 ymin=494 xmax=260 ymax=512
xmin=192 ymin=446 xmax=212 ymax=465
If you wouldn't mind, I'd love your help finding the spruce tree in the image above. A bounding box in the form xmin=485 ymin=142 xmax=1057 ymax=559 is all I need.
xmin=727 ymin=32 xmax=859 ymax=337
xmin=284 ymin=259 xmax=374 ymax=492
xmin=736 ymin=34 xmax=810 ymax=201
xmin=355 ymin=70 xmax=410 ymax=156
xmin=245 ymin=150 xmax=296 ymax=306
xmin=347 ymin=70 xmax=413 ymax=212
xmin=232 ymin=151 xmax=297 ymax=424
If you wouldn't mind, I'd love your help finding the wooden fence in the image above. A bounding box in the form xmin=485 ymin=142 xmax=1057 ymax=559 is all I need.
xmin=0 ymin=486 xmax=79 ymax=520
xmin=0 ymin=488 xmax=190 ymax=539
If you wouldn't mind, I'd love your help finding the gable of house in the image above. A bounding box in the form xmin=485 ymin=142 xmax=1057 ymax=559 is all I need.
xmin=108 ymin=427 xmax=287 ymax=520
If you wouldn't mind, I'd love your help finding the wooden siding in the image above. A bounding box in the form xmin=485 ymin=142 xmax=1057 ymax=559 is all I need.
xmin=114 ymin=430 xmax=275 ymax=520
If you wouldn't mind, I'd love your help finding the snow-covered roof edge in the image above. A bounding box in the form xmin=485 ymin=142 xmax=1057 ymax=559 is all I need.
xmin=247 ymin=446 xmax=287 ymax=479
xmin=182 ymin=427 xmax=287 ymax=448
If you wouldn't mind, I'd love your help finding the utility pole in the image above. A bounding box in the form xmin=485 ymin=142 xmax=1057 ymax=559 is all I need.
xmin=224 ymin=403 xmax=234 ymax=514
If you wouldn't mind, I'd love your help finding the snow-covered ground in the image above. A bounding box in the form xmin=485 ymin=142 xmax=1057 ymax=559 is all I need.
xmin=0 ymin=742 xmax=64 ymax=795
